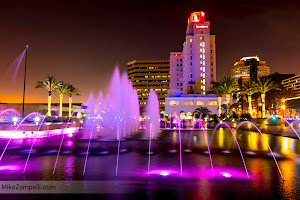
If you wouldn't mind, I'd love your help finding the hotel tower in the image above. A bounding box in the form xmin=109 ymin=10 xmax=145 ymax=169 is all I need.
xmin=170 ymin=6 xmax=216 ymax=95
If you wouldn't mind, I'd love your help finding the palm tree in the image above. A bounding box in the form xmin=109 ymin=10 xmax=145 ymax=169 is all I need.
xmin=241 ymin=80 xmax=258 ymax=118
xmin=257 ymin=77 xmax=281 ymax=118
xmin=208 ymin=82 xmax=224 ymax=116
xmin=36 ymin=75 xmax=61 ymax=116
xmin=193 ymin=106 xmax=211 ymax=118
xmin=55 ymin=82 xmax=70 ymax=117
xmin=66 ymin=84 xmax=80 ymax=117
xmin=219 ymin=77 xmax=237 ymax=117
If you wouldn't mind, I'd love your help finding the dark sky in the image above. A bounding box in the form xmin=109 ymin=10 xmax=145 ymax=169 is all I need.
xmin=0 ymin=0 xmax=299 ymax=104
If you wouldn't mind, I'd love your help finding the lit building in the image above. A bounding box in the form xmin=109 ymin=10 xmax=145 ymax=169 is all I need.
xmin=166 ymin=6 xmax=225 ymax=116
xmin=231 ymin=56 xmax=270 ymax=83
xmin=127 ymin=60 xmax=170 ymax=113
xmin=282 ymin=74 xmax=300 ymax=95
xmin=170 ymin=6 xmax=216 ymax=95
xmin=165 ymin=93 xmax=228 ymax=115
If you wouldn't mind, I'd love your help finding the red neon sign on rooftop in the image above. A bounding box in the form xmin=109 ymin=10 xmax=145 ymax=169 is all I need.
xmin=188 ymin=11 xmax=205 ymax=23
xmin=195 ymin=25 xmax=209 ymax=29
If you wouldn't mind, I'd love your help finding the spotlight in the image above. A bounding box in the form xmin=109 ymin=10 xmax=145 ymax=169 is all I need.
xmin=12 ymin=116 xmax=18 ymax=125
xmin=34 ymin=116 xmax=40 ymax=125
xmin=159 ymin=171 xmax=170 ymax=176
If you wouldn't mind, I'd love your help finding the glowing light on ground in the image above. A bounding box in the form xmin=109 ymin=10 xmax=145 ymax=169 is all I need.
xmin=220 ymin=172 xmax=232 ymax=178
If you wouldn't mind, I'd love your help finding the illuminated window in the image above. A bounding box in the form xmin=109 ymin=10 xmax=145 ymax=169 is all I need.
xmin=200 ymin=55 xmax=202 ymax=58
xmin=203 ymin=61 xmax=205 ymax=65
xmin=200 ymin=49 xmax=202 ymax=52
xmin=196 ymin=101 xmax=204 ymax=105
xmin=200 ymin=42 xmax=202 ymax=47
xmin=209 ymin=101 xmax=217 ymax=105
xmin=169 ymin=101 xmax=179 ymax=106
xmin=203 ymin=42 xmax=205 ymax=47
xmin=190 ymin=39 xmax=192 ymax=42
xmin=203 ymin=73 xmax=205 ymax=78
xmin=200 ymin=36 xmax=202 ymax=40
xmin=184 ymin=100 xmax=194 ymax=105
xmin=203 ymin=55 xmax=205 ymax=59
xmin=203 ymin=68 xmax=205 ymax=72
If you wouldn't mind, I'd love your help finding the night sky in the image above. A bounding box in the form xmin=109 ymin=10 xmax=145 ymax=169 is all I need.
xmin=0 ymin=0 xmax=299 ymax=104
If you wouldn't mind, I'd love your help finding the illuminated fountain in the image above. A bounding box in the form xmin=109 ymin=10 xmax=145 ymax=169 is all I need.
xmin=83 ymin=67 xmax=140 ymax=140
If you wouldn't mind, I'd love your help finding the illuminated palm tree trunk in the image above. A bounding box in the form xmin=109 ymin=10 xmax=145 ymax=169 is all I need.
xmin=69 ymin=96 xmax=72 ymax=117
xmin=59 ymin=93 xmax=63 ymax=117
xmin=261 ymin=93 xmax=266 ymax=118
xmin=226 ymin=94 xmax=230 ymax=117
xmin=48 ymin=91 xmax=51 ymax=117
xmin=218 ymin=96 xmax=222 ymax=116
xmin=248 ymin=95 xmax=252 ymax=117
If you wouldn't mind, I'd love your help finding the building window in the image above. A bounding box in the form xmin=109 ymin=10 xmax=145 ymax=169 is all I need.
xmin=209 ymin=101 xmax=217 ymax=105
xmin=169 ymin=101 xmax=179 ymax=106
xmin=196 ymin=101 xmax=204 ymax=105
xmin=184 ymin=100 xmax=194 ymax=105
xmin=190 ymin=39 xmax=192 ymax=42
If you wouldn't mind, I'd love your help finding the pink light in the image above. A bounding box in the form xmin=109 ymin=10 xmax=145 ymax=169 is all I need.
xmin=68 ymin=133 xmax=73 ymax=138
xmin=0 ymin=127 xmax=79 ymax=138
xmin=195 ymin=25 xmax=209 ymax=29
xmin=67 ymin=141 xmax=73 ymax=147
xmin=221 ymin=172 xmax=232 ymax=178
xmin=159 ymin=171 xmax=170 ymax=176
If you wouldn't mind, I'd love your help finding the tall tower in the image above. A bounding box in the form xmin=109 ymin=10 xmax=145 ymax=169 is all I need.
xmin=170 ymin=6 xmax=216 ymax=95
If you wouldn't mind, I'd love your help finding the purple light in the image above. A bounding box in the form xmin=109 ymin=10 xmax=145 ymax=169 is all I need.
xmin=67 ymin=141 xmax=73 ymax=147
xmin=220 ymin=172 xmax=232 ymax=178
xmin=159 ymin=171 xmax=170 ymax=176
xmin=68 ymin=133 xmax=73 ymax=138
xmin=0 ymin=165 xmax=19 ymax=171
xmin=0 ymin=127 xmax=79 ymax=138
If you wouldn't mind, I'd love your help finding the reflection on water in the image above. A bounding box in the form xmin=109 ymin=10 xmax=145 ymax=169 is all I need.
xmin=248 ymin=132 xmax=259 ymax=151
xmin=281 ymin=137 xmax=291 ymax=155
xmin=261 ymin=134 xmax=270 ymax=152
xmin=0 ymin=128 xmax=299 ymax=199
xmin=65 ymin=155 xmax=75 ymax=181
xmin=217 ymin=128 xmax=224 ymax=148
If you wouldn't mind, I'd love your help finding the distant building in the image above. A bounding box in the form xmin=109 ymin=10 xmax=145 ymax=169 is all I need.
xmin=170 ymin=6 xmax=216 ymax=95
xmin=127 ymin=59 xmax=170 ymax=113
xmin=282 ymin=75 xmax=300 ymax=95
xmin=231 ymin=56 xmax=270 ymax=83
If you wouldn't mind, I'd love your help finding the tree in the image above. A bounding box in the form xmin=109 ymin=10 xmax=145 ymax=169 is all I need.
xmin=257 ymin=77 xmax=281 ymax=118
xmin=241 ymin=80 xmax=258 ymax=118
xmin=219 ymin=77 xmax=237 ymax=117
xmin=193 ymin=106 xmax=212 ymax=119
xmin=55 ymin=82 xmax=70 ymax=117
xmin=207 ymin=82 xmax=224 ymax=116
xmin=36 ymin=76 xmax=61 ymax=116
xmin=66 ymin=84 xmax=80 ymax=117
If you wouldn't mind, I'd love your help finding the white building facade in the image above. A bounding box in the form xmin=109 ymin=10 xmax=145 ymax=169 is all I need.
xmin=170 ymin=6 xmax=216 ymax=95
xmin=166 ymin=7 xmax=222 ymax=116
xmin=165 ymin=94 xmax=229 ymax=115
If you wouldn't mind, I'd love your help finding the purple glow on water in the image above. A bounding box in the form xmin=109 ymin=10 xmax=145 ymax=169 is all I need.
xmin=148 ymin=169 xmax=178 ymax=177
xmin=0 ymin=165 xmax=19 ymax=171
xmin=159 ymin=171 xmax=170 ymax=176
xmin=221 ymin=172 xmax=232 ymax=178
xmin=67 ymin=141 xmax=73 ymax=147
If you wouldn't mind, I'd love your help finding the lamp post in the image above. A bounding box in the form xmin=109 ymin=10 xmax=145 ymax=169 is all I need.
xmin=21 ymin=45 xmax=29 ymax=117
